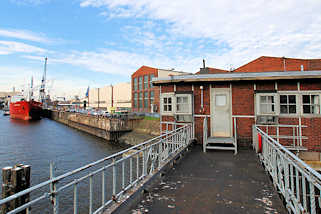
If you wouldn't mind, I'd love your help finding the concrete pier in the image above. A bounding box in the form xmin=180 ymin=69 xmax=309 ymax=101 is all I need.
xmin=133 ymin=146 xmax=287 ymax=214
xmin=50 ymin=111 xmax=132 ymax=141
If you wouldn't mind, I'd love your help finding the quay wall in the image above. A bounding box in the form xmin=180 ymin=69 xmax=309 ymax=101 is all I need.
xmin=50 ymin=111 xmax=128 ymax=141
xmin=50 ymin=111 xmax=160 ymax=143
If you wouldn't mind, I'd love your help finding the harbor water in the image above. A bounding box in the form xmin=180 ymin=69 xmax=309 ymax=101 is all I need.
xmin=0 ymin=112 xmax=128 ymax=213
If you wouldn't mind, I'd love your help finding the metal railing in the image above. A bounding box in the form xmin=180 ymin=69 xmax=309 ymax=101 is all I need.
xmin=254 ymin=124 xmax=307 ymax=152
xmin=0 ymin=124 xmax=193 ymax=214
xmin=254 ymin=126 xmax=321 ymax=214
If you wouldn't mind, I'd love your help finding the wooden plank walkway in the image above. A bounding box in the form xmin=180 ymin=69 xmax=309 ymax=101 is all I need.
xmin=133 ymin=146 xmax=287 ymax=214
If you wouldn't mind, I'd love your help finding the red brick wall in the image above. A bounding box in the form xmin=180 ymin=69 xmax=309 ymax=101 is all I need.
xmin=234 ymin=56 xmax=321 ymax=73
xmin=300 ymin=79 xmax=321 ymax=90
xmin=131 ymin=66 xmax=159 ymax=113
xmin=277 ymin=80 xmax=298 ymax=91
xmin=160 ymin=79 xmax=321 ymax=151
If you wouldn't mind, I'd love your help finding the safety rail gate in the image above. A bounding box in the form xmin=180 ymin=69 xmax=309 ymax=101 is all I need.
xmin=254 ymin=126 xmax=321 ymax=214
xmin=0 ymin=124 xmax=193 ymax=214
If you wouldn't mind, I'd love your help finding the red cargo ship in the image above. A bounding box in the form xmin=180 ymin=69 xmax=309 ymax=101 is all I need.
xmin=9 ymin=95 xmax=42 ymax=120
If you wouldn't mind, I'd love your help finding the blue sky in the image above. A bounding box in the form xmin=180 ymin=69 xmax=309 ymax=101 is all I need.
xmin=0 ymin=0 xmax=320 ymax=98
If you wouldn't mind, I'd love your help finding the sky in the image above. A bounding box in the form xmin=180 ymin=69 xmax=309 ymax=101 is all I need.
xmin=0 ymin=0 xmax=320 ymax=99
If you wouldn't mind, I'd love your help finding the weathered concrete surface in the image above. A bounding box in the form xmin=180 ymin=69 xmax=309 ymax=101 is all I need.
xmin=133 ymin=146 xmax=287 ymax=214
xmin=50 ymin=111 xmax=131 ymax=141
xmin=119 ymin=119 xmax=160 ymax=146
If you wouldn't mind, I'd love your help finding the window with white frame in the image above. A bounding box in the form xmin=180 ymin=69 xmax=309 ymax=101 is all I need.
xmin=161 ymin=93 xmax=174 ymax=114
xmin=302 ymin=94 xmax=320 ymax=114
xmin=257 ymin=94 xmax=276 ymax=115
xmin=280 ymin=94 xmax=297 ymax=114
xmin=176 ymin=94 xmax=192 ymax=114
xmin=161 ymin=93 xmax=193 ymax=116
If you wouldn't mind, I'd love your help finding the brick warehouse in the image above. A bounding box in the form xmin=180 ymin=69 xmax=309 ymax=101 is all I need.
xmin=131 ymin=66 xmax=189 ymax=113
xmin=153 ymin=56 xmax=321 ymax=152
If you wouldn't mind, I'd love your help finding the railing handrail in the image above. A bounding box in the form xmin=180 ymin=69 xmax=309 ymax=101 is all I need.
xmin=0 ymin=124 xmax=190 ymax=206
xmin=256 ymin=126 xmax=321 ymax=182
xmin=256 ymin=124 xmax=307 ymax=128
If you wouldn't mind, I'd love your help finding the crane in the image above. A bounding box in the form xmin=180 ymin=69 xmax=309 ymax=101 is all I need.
xmin=39 ymin=57 xmax=47 ymax=106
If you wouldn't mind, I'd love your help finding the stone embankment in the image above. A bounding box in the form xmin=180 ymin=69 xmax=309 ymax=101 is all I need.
xmin=50 ymin=111 xmax=132 ymax=141
xmin=118 ymin=118 xmax=160 ymax=146
xmin=50 ymin=110 xmax=160 ymax=144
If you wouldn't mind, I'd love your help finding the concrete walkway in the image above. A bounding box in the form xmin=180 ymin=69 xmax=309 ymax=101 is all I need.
xmin=132 ymin=146 xmax=287 ymax=214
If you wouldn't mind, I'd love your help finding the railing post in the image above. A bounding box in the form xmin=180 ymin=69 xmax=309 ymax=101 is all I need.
xmin=89 ymin=175 xmax=93 ymax=214
xmin=158 ymin=140 xmax=162 ymax=169
xmin=50 ymin=162 xmax=59 ymax=214
xmin=112 ymin=158 xmax=116 ymax=198
xmin=73 ymin=182 xmax=78 ymax=214
xmin=102 ymin=168 xmax=105 ymax=207
xmin=309 ymin=182 xmax=316 ymax=214
xmin=129 ymin=157 xmax=133 ymax=184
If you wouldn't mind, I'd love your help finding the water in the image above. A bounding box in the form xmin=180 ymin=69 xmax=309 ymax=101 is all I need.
xmin=0 ymin=112 xmax=128 ymax=213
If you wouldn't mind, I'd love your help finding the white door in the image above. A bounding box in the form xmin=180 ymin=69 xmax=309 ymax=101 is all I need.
xmin=210 ymin=88 xmax=231 ymax=137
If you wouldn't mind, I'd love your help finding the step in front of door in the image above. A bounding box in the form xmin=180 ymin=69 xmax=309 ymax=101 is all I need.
xmin=206 ymin=145 xmax=235 ymax=151
xmin=206 ymin=137 xmax=234 ymax=144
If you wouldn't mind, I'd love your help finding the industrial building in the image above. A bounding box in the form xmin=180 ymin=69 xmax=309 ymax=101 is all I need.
xmin=88 ymin=82 xmax=131 ymax=112
xmin=131 ymin=66 xmax=189 ymax=114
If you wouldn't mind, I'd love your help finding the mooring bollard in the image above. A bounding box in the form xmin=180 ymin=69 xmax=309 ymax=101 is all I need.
xmin=1 ymin=164 xmax=31 ymax=214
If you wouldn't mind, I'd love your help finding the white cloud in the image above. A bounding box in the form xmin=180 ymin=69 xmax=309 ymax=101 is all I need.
xmin=0 ymin=41 xmax=47 ymax=55
xmin=80 ymin=0 xmax=321 ymax=69
xmin=0 ymin=28 xmax=52 ymax=44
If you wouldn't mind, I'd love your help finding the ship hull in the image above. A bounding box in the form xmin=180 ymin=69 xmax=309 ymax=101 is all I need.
xmin=9 ymin=101 xmax=42 ymax=121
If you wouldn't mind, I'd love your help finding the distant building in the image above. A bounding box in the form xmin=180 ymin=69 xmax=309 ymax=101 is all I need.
xmin=0 ymin=91 xmax=20 ymax=107
xmin=88 ymin=82 xmax=131 ymax=112
xmin=131 ymin=66 xmax=189 ymax=113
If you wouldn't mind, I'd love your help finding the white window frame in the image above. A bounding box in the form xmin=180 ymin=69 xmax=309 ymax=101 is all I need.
xmin=301 ymin=93 xmax=321 ymax=115
xmin=175 ymin=94 xmax=192 ymax=115
xmin=160 ymin=93 xmax=175 ymax=115
xmin=255 ymin=93 xmax=278 ymax=115
xmin=278 ymin=93 xmax=299 ymax=116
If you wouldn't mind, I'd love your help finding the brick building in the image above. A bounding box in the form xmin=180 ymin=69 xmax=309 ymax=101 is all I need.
xmin=153 ymin=56 xmax=321 ymax=152
xmin=131 ymin=66 xmax=188 ymax=113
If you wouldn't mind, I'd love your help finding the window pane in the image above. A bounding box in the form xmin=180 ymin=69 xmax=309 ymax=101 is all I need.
xmin=289 ymin=105 xmax=296 ymax=113
xmin=168 ymin=98 xmax=172 ymax=104
xmin=164 ymin=97 xmax=167 ymax=104
xmin=280 ymin=95 xmax=287 ymax=104
xmin=303 ymin=105 xmax=310 ymax=113
xmin=164 ymin=105 xmax=167 ymax=111
xmin=260 ymin=104 xmax=267 ymax=113
xmin=268 ymin=96 xmax=274 ymax=103
xmin=216 ymin=95 xmax=226 ymax=106
xmin=303 ymin=95 xmax=310 ymax=104
xmin=289 ymin=95 xmax=296 ymax=104
xmin=183 ymin=97 xmax=188 ymax=103
xmin=280 ymin=105 xmax=288 ymax=114
xmin=312 ymin=95 xmax=319 ymax=104
xmin=177 ymin=97 xmax=182 ymax=103
xmin=150 ymin=74 xmax=154 ymax=88
xmin=260 ymin=96 xmax=267 ymax=103
xmin=168 ymin=105 xmax=172 ymax=111
xmin=312 ymin=105 xmax=320 ymax=114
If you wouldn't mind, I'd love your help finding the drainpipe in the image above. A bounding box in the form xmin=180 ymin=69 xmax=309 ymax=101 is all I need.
xmin=283 ymin=57 xmax=286 ymax=72
xmin=200 ymin=86 xmax=204 ymax=113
